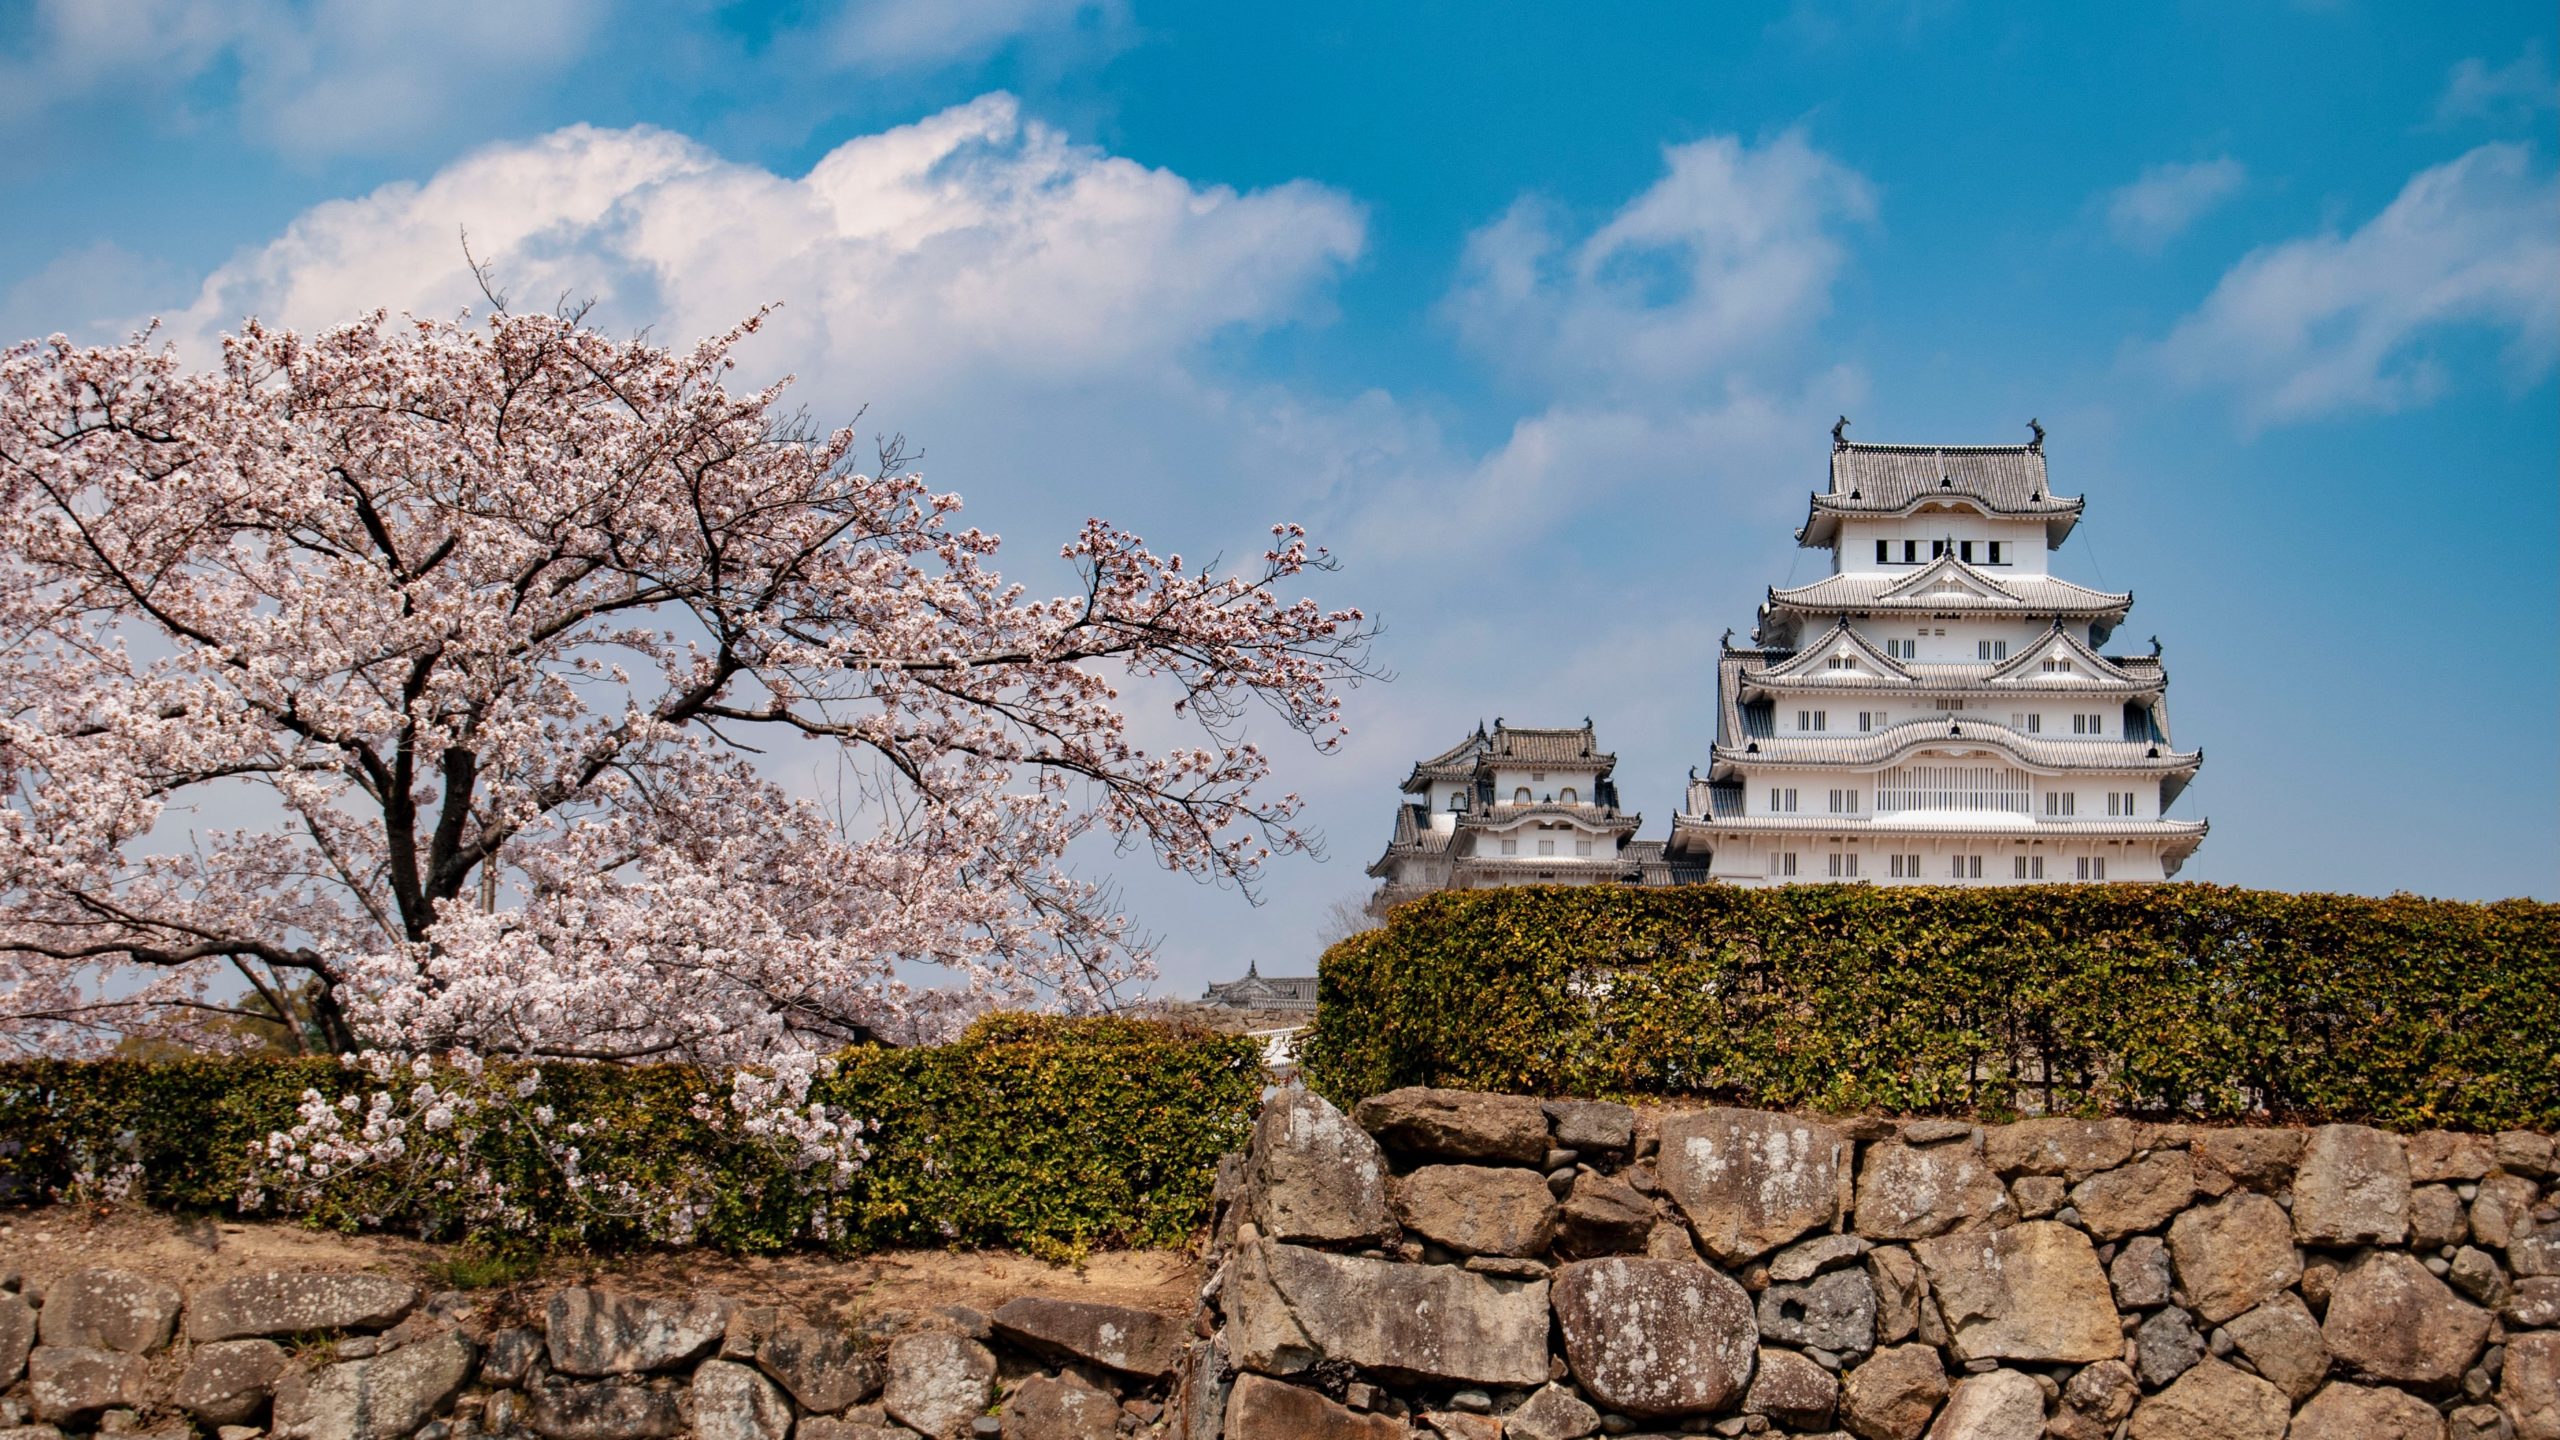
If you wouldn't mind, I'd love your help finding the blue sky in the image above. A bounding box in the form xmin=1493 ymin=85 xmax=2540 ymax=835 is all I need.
xmin=3 ymin=1 xmax=2553 ymax=996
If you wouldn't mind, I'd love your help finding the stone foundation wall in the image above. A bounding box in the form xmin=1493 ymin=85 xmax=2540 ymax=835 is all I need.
xmin=3 ymin=1095 xmax=2555 ymax=1440
xmin=1178 ymin=1089 xmax=2560 ymax=1439
xmin=0 ymin=1267 xmax=1194 ymax=1440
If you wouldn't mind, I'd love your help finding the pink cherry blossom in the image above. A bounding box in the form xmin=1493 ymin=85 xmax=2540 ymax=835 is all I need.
xmin=0 ymin=305 xmax=1373 ymax=1066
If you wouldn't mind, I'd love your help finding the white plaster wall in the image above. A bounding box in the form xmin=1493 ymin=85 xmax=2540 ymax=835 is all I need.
xmin=1832 ymin=515 xmax=2053 ymax=576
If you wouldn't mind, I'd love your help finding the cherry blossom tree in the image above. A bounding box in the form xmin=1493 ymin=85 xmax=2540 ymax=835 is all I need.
xmin=0 ymin=306 xmax=1373 ymax=1067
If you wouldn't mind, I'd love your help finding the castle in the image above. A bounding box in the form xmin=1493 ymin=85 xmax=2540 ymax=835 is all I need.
xmin=1371 ymin=423 xmax=2207 ymax=900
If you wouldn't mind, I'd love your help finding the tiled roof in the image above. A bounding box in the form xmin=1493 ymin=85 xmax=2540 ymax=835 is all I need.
xmin=1487 ymin=721 xmax=1611 ymax=767
xmin=1798 ymin=436 xmax=2085 ymax=548
xmin=1710 ymin=716 xmax=2201 ymax=775
xmin=1462 ymin=802 xmax=1642 ymax=837
xmin=1767 ymin=560 xmax=2130 ymax=617
xmin=1824 ymin=442 xmax=2076 ymax=514
xmin=1400 ymin=725 xmax=1492 ymax=793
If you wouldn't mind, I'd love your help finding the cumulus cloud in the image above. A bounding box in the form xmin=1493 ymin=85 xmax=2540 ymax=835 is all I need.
xmin=2103 ymin=157 xmax=2247 ymax=253
xmin=1442 ymin=131 xmax=1875 ymax=399
xmin=2434 ymin=44 xmax=2559 ymax=129
xmin=2140 ymin=143 xmax=2558 ymax=426
xmin=157 ymin=93 xmax=1366 ymax=391
xmin=0 ymin=0 xmax=602 ymax=156
xmin=823 ymin=0 xmax=1124 ymax=69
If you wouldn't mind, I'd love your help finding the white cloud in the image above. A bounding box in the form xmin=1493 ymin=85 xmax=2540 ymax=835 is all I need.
xmin=2140 ymin=143 xmax=2559 ymax=426
xmin=2434 ymin=44 xmax=2559 ymax=129
xmin=2103 ymin=157 xmax=2247 ymax=253
xmin=1442 ymin=130 xmax=1875 ymax=400
xmin=823 ymin=0 xmax=1123 ymax=69
xmin=0 ymin=0 xmax=602 ymax=156
xmin=157 ymin=93 xmax=1365 ymax=391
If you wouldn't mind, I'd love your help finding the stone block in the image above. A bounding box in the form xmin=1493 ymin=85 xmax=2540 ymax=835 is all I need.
xmin=174 ymin=1339 xmax=290 ymax=1426
xmin=1913 ymin=1220 xmax=2120 ymax=1364
xmin=1659 ymin=1107 xmax=1849 ymax=1262
xmin=1839 ymin=1343 xmax=1945 ymax=1440
xmin=546 ymin=1289 xmax=730 ymax=1377
xmin=1982 ymin=1118 xmax=2135 ymax=1181
xmin=988 ymin=1297 xmax=1183 ymax=1382
xmin=1247 ymin=1089 xmax=1395 ymax=1245
xmin=2295 ymin=1124 xmax=2413 ymax=1247
xmin=186 ymin=1272 xmax=420 ymax=1342
xmin=1224 ymin=1239 xmax=1549 ymax=1388
xmin=270 ymin=1328 xmax=474 ymax=1440
xmin=2323 ymin=1249 xmax=2490 ymax=1390
xmin=1353 ymin=1087 xmax=1550 ymax=1164
xmin=1854 ymin=1137 xmax=2009 ymax=1242
xmin=2167 ymin=1190 xmax=2303 ymax=1323
xmin=1221 ymin=1375 xmax=1407 ymax=1439
xmin=1551 ymin=1256 xmax=1756 ymax=1418
xmin=881 ymin=1333 xmax=995 ymax=1440
xmin=1394 ymin=1164 xmax=1559 ymax=1258
xmin=2126 ymin=1360 xmax=2289 ymax=1440
xmin=36 ymin=1271 xmax=179 ymax=1354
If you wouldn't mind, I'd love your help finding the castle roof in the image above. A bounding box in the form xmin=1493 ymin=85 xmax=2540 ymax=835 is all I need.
xmin=1399 ymin=724 xmax=1492 ymax=793
xmin=1743 ymin=620 xmax=2161 ymax=695
xmin=1767 ymin=555 xmax=2131 ymax=617
xmin=1799 ymin=438 xmax=2084 ymax=549
xmin=1486 ymin=720 xmax=1612 ymax=769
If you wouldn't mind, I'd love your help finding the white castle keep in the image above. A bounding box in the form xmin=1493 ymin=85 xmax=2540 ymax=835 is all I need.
xmin=1369 ymin=423 xmax=2207 ymax=902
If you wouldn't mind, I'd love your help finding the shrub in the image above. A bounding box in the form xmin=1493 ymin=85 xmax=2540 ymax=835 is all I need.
xmin=1298 ymin=884 xmax=2560 ymax=1131
xmin=0 ymin=1015 xmax=1261 ymax=1260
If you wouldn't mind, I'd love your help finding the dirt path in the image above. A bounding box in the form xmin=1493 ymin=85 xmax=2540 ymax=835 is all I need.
xmin=0 ymin=1205 xmax=1204 ymax=1334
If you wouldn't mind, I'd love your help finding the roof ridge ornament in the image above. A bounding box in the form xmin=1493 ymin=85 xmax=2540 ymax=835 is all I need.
xmin=1832 ymin=415 xmax=1850 ymax=449
xmin=2028 ymin=417 xmax=2045 ymax=451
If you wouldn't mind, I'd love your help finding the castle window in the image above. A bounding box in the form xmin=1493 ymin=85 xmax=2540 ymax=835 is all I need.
xmin=1977 ymin=640 xmax=2008 ymax=661
xmin=1987 ymin=541 xmax=2006 ymax=565
xmin=1771 ymin=852 xmax=1799 ymax=877
xmin=1449 ymin=792 xmax=1466 ymax=811
xmin=1885 ymin=638 xmax=1917 ymax=659
xmin=1858 ymin=711 xmax=1885 ymax=731
xmin=1828 ymin=852 xmax=1860 ymax=878
xmin=2072 ymin=713 xmax=2104 ymax=735
xmin=1827 ymin=655 xmax=1856 ymax=670
xmin=1955 ymin=855 xmax=1983 ymax=878
xmin=2044 ymin=792 xmax=2077 ymax=817
xmin=1575 ymin=839 xmax=1594 ymax=857
xmin=1931 ymin=540 xmax=1946 ymax=559
xmin=1559 ymin=787 xmax=1579 ymax=804
xmin=1889 ymin=853 xmax=1922 ymax=877
xmin=2077 ymin=857 xmax=2108 ymax=880
xmin=2107 ymin=792 xmax=2137 ymax=816
xmin=1902 ymin=540 xmax=1919 ymax=563
xmin=1768 ymin=787 xmax=1799 ymax=813
xmin=1828 ymin=788 xmax=1860 ymax=814
xmin=1514 ymin=787 xmax=1532 ymax=803
xmin=1500 ymin=838 xmax=1518 ymax=855
xmin=1876 ymin=539 xmax=1890 ymax=563
xmin=2015 ymin=855 xmax=2046 ymax=879
xmin=1959 ymin=541 xmax=1975 ymax=563
xmin=1797 ymin=710 xmax=1828 ymax=732
xmin=1538 ymin=839 xmax=1556 ymax=857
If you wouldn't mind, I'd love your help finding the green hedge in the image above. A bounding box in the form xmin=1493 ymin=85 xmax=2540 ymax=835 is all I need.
xmin=1300 ymin=884 xmax=2560 ymax=1131
xmin=0 ymin=1015 xmax=1262 ymax=1259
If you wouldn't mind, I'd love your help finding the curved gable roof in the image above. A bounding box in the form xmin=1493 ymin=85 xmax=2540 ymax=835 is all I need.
xmin=1800 ymin=438 xmax=2085 ymax=549
xmin=1758 ymin=617 xmax=1916 ymax=684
